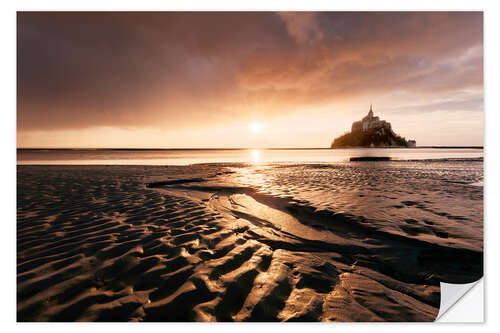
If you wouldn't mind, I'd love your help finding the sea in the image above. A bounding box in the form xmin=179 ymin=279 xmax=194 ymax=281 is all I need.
xmin=17 ymin=147 xmax=483 ymax=165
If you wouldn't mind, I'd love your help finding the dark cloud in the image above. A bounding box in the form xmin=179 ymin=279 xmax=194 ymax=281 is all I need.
xmin=17 ymin=11 xmax=483 ymax=132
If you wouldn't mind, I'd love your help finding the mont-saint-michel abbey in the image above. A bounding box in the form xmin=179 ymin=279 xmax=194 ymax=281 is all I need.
xmin=352 ymin=104 xmax=391 ymax=132
xmin=331 ymin=105 xmax=416 ymax=148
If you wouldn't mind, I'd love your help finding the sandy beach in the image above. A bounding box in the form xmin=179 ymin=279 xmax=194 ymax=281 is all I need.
xmin=17 ymin=162 xmax=483 ymax=322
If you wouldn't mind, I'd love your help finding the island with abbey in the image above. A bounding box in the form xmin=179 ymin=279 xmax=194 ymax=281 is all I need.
xmin=331 ymin=105 xmax=416 ymax=148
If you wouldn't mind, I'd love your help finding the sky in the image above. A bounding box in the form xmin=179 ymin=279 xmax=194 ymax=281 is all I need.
xmin=17 ymin=12 xmax=483 ymax=148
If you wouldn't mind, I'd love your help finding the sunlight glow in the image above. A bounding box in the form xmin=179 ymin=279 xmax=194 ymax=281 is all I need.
xmin=251 ymin=149 xmax=260 ymax=164
xmin=250 ymin=122 xmax=263 ymax=133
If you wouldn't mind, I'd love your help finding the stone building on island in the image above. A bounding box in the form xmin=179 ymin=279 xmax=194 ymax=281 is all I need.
xmin=331 ymin=105 xmax=416 ymax=148
xmin=351 ymin=104 xmax=392 ymax=133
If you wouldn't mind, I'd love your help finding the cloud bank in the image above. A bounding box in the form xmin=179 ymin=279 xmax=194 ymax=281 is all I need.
xmin=17 ymin=12 xmax=483 ymax=146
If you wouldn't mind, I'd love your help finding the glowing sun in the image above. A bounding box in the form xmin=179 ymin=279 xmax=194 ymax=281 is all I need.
xmin=250 ymin=122 xmax=263 ymax=133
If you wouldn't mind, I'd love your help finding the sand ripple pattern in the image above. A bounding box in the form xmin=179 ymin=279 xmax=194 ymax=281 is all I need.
xmin=17 ymin=165 xmax=479 ymax=322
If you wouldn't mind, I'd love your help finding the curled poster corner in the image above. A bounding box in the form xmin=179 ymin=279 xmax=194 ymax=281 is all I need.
xmin=436 ymin=279 xmax=483 ymax=322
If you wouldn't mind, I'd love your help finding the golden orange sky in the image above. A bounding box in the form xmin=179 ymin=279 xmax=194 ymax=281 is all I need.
xmin=17 ymin=12 xmax=483 ymax=148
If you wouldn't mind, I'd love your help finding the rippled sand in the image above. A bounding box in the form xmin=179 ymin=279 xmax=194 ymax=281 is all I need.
xmin=17 ymin=162 xmax=483 ymax=322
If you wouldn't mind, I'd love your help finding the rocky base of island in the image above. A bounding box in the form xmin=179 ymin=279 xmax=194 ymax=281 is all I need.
xmin=331 ymin=127 xmax=411 ymax=148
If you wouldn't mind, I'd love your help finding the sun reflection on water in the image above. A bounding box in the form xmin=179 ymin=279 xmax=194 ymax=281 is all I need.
xmin=251 ymin=149 xmax=260 ymax=164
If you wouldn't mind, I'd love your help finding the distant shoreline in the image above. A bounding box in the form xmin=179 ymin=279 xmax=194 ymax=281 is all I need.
xmin=17 ymin=146 xmax=484 ymax=151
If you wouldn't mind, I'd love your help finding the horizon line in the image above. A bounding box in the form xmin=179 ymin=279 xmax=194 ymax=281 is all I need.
xmin=17 ymin=146 xmax=484 ymax=150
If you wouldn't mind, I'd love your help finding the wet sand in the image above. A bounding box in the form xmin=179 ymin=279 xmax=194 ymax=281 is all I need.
xmin=17 ymin=164 xmax=482 ymax=322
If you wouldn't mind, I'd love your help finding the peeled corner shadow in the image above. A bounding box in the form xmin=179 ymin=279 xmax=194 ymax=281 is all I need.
xmin=436 ymin=279 xmax=483 ymax=321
